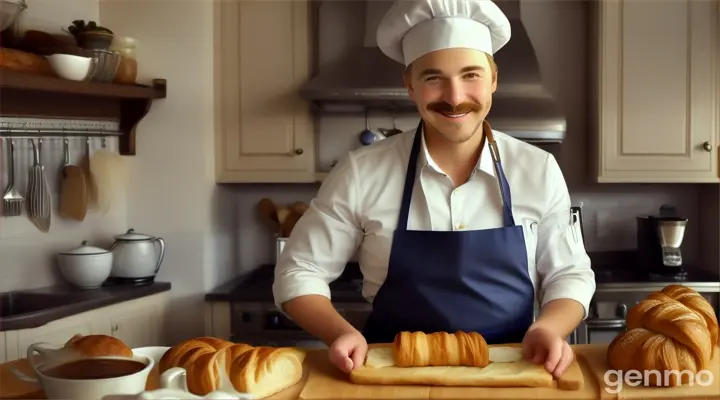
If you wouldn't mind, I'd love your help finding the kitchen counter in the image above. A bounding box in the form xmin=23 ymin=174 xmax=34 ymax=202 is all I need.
xmin=591 ymin=252 xmax=720 ymax=293
xmin=206 ymin=253 xmax=720 ymax=306
xmin=0 ymin=281 xmax=171 ymax=331
xmin=2 ymin=344 xmax=719 ymax=399
xmin=205 ymin=263 xmax=365 ymax=303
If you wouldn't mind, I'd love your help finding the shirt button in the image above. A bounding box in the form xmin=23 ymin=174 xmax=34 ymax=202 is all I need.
xmin=456 ymin=223 xmax=465 ymax=230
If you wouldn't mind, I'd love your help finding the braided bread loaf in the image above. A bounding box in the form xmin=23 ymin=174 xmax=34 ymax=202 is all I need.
xmin=393 ymin=331 xmax=490 ymax=367
xmin=159 ymin=336 xmax=305 ymax=398
xmin=607 ymin=285 xmax=719 ymax=386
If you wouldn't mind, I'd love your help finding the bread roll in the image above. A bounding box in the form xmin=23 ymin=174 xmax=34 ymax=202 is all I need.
xmin=0 ymin=47 xmax=56 ymax=76
xmin=393 ymin=331 xmax=489 ymax=367
xmin=159 ymin=337 xmax=305 ymax=398
xmin=607 ymin=284 xmax=719 ymax=386
xmin=64 ymin=334 xmax=132 ymax=358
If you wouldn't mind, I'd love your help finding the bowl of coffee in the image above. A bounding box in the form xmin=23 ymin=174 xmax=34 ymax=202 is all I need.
xmin=22 ymin=342 xmax=154 ymax=400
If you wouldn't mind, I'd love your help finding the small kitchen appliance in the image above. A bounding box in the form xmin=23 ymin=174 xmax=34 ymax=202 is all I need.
xmin=636 ymin=205 xmax=688 ymax=276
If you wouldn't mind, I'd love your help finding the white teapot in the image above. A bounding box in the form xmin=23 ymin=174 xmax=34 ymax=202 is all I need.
xmin=109 ymin=229 xmax=165 ymax=281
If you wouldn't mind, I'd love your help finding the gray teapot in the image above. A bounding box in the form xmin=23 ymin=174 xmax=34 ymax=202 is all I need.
xmin=109 ymin=228 xmax=165 ymax=280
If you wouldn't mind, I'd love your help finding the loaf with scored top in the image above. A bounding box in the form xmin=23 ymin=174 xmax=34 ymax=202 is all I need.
xmin=393 ymin=331 xmax=490 ymax=367
xmin=158 ymin=336 xmax=305 ymax=398
xmin=607 ymin=284 xmax=719 ymax=386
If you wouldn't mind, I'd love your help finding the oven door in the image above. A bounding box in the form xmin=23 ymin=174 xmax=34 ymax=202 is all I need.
xmin=577 ymin=318 xmax=626 ymax=344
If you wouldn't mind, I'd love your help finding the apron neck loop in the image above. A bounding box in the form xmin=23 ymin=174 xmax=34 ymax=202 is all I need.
xmin=398 ymin=120 xmax=516 ymax=231
xmin=484 ymin=121 xmax=515 ymax=226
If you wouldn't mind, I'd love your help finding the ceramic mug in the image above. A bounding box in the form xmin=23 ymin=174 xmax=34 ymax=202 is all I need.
xmin=13 ymin=342 xmax=153 ymax=400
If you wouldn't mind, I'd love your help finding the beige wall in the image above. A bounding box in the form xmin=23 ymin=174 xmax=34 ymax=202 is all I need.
xmin=99 ymin=0 xmax=236 ymax=343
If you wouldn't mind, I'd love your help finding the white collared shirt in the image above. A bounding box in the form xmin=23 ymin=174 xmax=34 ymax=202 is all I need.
xmin=272 ymin=128 xmax=596 ymax=319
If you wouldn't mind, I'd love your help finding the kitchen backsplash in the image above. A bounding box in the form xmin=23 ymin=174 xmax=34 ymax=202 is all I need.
xmin=0 ymin=136 xmax=127 ymax=291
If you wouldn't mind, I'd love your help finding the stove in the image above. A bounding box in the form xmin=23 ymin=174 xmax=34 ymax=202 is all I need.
xmin=214 ymin=263 xmax=370 ymax=348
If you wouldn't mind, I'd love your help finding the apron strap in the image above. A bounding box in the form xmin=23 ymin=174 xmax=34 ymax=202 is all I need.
xmin=397 ymin=120 xmax=517 ymax=231
xmin=397 ymin=121 xmax=424 ymax=231
xmin=485 ymin=125 xmax=516 ymax=227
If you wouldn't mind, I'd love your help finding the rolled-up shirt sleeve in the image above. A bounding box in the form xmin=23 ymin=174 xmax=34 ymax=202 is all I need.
xmin=272 ymin=154 xmax=364 ymax=310
xmin=535 ymin=154 xmax=596 ymax=320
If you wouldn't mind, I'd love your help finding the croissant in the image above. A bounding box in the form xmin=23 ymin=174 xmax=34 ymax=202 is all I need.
xmin=607 ymin=284 xmax=719 ymax=386
xmin=159 ymin=337 xmax=305 ymax=398
xmin=393 ymin=331 xmax=489 ymax=367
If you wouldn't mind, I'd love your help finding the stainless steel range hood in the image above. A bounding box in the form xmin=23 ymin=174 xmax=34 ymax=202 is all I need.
xmin=299 ymin=0 xmax=566 ymax=143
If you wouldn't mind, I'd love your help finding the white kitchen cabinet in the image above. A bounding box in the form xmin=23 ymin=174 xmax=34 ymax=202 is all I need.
xmin=108 ymin=295 xmax=169 ymax=350
xmin=591 ymin=0 xmax=719 ymax=183
xmin=204 ymin=301 xmax=231 ymax=341
xmin=213 ymin=0 xmax=317 ymax=183
xmin=2 ymin=292 xmax=169 ymax=362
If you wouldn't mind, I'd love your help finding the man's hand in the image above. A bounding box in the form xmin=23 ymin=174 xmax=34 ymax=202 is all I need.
xmin=329 ymin=331 xmax=368 ymax=373
xmin=522 ymin=324 xmax=574 ymax=378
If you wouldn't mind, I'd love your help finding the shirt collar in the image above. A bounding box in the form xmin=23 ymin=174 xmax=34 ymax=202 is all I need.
xmin=418 ymin=121 xmax=496 ymax=177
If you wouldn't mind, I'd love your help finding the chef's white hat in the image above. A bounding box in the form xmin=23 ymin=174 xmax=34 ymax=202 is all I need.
xmin=376 ymin=0 xmax=511 ymax=66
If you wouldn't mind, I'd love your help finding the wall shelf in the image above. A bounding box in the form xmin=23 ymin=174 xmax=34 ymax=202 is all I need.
xmin=0 ymin=68 xmax=167 ymax=156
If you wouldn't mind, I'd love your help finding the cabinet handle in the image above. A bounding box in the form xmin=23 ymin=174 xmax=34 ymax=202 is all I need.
xmin=294 ymin=148 xmax=304 ymax=155
xmin=703 ymin=142 xmax=712 ymax=152
xmin=112 ymin=324 xmax=119 ymax=332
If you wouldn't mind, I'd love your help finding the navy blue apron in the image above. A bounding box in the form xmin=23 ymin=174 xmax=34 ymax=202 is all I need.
xmin=362 ymin=120 xmax=536 ymax=345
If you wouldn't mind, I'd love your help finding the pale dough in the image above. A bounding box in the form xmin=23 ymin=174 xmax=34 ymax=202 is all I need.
xmin=365 ymin=346 xmax=523 ymax=368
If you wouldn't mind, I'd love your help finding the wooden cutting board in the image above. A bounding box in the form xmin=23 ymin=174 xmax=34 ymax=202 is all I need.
xmin=581 ymin=345 xmax=720 ymax=399
xmin=299 ymin=344 xmax=592 ymax=400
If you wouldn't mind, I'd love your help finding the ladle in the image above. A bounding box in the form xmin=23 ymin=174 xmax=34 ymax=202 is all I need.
xmin=385 ymin=110 xmax=403 ymax=136
xmin=359 ymin=109 xmax=385 ymax=146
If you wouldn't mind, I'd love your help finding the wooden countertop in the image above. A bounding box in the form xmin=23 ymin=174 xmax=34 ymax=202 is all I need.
xmin=2 ymin=344 xmax=719 ymax=400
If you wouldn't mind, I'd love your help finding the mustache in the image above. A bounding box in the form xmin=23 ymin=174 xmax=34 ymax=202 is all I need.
xmin=427 ymin=102 xmax=481 ymax=114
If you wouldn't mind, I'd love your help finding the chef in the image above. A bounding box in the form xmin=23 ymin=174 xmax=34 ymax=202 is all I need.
xmin=273 ymin=0 xmax=596 ymax=379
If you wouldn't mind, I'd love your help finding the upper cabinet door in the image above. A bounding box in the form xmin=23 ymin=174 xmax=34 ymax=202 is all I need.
xmin=593 ymin=0 xmax=719 ymax=183
xmin=214 ymin=0 xmax=316 ymax=183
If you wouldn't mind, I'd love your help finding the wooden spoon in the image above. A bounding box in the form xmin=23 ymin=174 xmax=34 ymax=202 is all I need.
xmin=280 ymin=209 xmax=304 ymax=237
xmin=257 ymin=198 xmax=280 ymax=233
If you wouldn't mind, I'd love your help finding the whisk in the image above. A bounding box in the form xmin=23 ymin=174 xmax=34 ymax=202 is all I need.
xmin=2 ymin=139 xmax=24 ymax=217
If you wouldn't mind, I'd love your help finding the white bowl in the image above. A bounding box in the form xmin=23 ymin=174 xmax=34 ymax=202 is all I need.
xmin=22 ymin=342 xmax=154 ymax=400
xmin=57 ymin=241 xmax=113 ymax=289
xmin=45 ymin=54 xmax=93 ymax=81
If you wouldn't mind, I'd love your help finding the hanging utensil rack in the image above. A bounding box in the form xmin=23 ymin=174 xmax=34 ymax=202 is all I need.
xmin=0 ymin=117 xmax=121 ymax=139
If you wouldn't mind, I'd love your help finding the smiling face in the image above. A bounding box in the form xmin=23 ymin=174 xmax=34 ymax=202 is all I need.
xmin=404 ymin=48 xmax=498 ymax=144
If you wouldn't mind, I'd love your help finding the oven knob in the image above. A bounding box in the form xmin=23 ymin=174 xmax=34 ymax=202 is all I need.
xmin=616 ymin=304 xmax=628 ymax=318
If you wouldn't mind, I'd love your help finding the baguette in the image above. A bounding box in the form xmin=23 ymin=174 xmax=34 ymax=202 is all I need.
xmin=159 ymin=337 xmax=305 ymax=398
xmin=393 ymin=331 xmax=489 ymax=367
xmin=607 ymin=284 xmax=719 ymax=386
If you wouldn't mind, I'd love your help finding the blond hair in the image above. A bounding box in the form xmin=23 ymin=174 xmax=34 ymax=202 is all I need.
xmin=404 ymin=52 xmax=498 ymax=80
